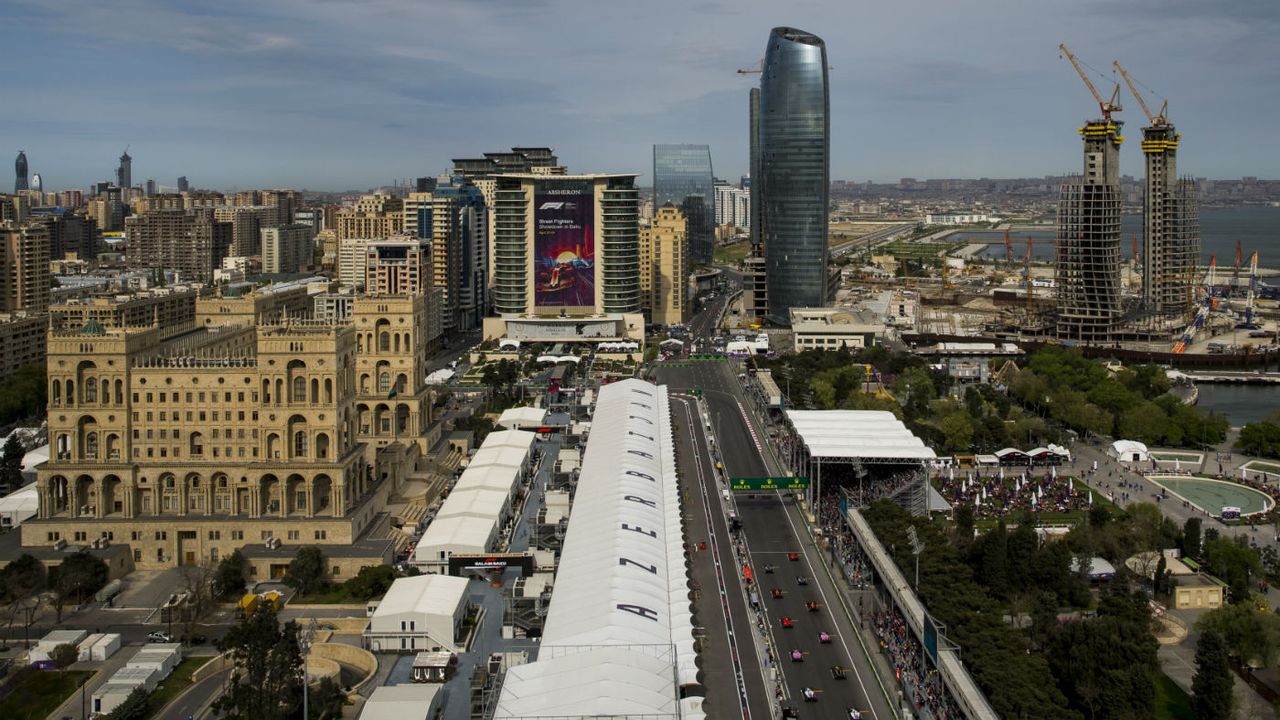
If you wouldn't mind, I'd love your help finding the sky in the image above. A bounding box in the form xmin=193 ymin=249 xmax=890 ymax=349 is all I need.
xmin=1 ymin=0 xmax=1277 ymax=191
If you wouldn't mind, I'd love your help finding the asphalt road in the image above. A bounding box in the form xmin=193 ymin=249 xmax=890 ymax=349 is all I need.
xmin=671 ymin=395 xmax=773 ymax=720
xmin=657 ymin=359 xmax=893 ymax=719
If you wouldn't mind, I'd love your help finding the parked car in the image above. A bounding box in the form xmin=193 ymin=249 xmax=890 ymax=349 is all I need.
xmin=147 ymin=631 xmax=173 ymax=643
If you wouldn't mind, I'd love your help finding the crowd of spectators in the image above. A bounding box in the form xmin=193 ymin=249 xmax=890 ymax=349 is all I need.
xmin=873 ymin=608 xmax=962 ymax=720
xmin=933 ymin=468 xmax=1092 ymax=519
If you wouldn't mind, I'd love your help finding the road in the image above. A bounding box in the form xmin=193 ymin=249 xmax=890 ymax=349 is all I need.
xmin=657 ymin=358 xmax=894 ymax=719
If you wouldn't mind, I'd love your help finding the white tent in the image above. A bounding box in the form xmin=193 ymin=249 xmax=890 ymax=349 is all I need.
xmin=1109 ymin=440 xmax=1150 ymax=463
xmin=494 ymin=379 xmax=702 ymax=719
xmin=497 ymin=406 xmax=547 ymax=430
xmin=0 ymin=483 xmax=39 ymax=528
xmin=786 ymin=410 xmax=937 ymax=461
xmin=365 ymin=575 xmax=469 ymax=653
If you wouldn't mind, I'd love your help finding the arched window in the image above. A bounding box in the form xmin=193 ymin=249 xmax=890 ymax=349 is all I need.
xmin=324 ymin=379 xmax=333 ymax=404
xmin=316 ymin=433 xmax=330 ymax=459
xmin=267 ymin=433 xmax=280 ymax=459
xmin=66 ymin=380 xmax=74 ymax=405
xmin=293 ymin=431 xmax=308 ymax=457
xmin=360 ymin=374 xmax=370 ymax=394
xmin=293 ymin=376 xmax=306 ymax=403
xmin=115 ymin=379 xmax=123 ymax=404
xmin=52 ymin=380 xmax=61 ymax=404
xmin=190 ymin=432 xmax=204 ymax=456
xmin=84 ymin=377 xmax=98 ymax=403
xmin=85 ymin=432 xmax=99 ymax=458
xmin=378 ymin=372 xmax=391 ymax=394
xmin=379 ymin=332 xmax=391 ymax=352
xmin=106 ymin=433 xmax=120 ymax=460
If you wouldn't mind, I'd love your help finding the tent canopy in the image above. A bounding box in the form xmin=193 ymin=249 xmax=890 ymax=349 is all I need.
xmin=786 ymin=410 xmax=936 ymax=461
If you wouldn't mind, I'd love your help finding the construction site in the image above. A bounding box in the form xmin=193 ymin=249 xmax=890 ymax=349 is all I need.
xmin=795 ymin=44 xmax=1280 ymax=366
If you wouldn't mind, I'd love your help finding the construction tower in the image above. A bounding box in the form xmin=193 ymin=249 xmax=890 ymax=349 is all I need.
xmin=1055 ymin=45 xmax=1125 ymax=342
xmin=1114 ymin=61 xmax=1200 ymax=316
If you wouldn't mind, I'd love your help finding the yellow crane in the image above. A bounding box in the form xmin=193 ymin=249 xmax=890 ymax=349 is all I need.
xmin=1059 ymin=44 xmax=1122 ymax=120
xmin=1113 ymin=60 xmax=1168 ymax=127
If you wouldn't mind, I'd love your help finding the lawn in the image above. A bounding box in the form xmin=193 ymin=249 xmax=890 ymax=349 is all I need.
xmin=1244 ymin=460 xmax=1280 ymax=475
xmin=0 ymin=668 xmax=94 ymax=720
xmin=713 ymin=241 xmax=751 ymax=265
xmin=146 ymin=656 xmax=213 ymax=718
xmin=1154 ymin=672 xmax=1194 ymax=720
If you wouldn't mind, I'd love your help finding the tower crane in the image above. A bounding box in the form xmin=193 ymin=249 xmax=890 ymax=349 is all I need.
xmin=1232 ymin=240 xmax=1243 ymax=298
xmin=736 ymin=59 xmax=763 ymax=75
xmin=1237 ymin=251 xmax=1261 ymax=329
xmin=1004 ymin=229 xmax=1012 ymax=267
xmin=1059 ymin=44 xmax=1122 ymax=120
xmin=1173 ymin=256 xmax=1217 ymax=353
xmin=1113 ymin=61 xmax=1168 ymax=127
xmin=1025 ymin=236 xmax=1034 ymax=315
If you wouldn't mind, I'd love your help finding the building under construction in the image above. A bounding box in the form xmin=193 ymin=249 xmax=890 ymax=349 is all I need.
xmin=1114 ymin=62 xmax=1201 ymax=317
xmin=1056 ymin=116 xmax=1125 ymax=342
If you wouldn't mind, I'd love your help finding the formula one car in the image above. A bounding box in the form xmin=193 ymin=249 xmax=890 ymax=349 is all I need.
xmin=819 ymin=631 xmax=831 ymax=644
xmin=802 ymin=687 xmax=818 ymax=702
xmin=781 ymin=617 xmax=794 ymax=629
xmin=790 ymin=649 xmax=804 ymax=662
xmin=831 ymin=665 xmax=848 ymax=680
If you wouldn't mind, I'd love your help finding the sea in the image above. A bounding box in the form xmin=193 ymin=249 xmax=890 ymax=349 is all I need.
xmin=1193 ymin=383 xmax=1278 ymax=426
xmin=963 ymin=205 xmax=1280 ymax=266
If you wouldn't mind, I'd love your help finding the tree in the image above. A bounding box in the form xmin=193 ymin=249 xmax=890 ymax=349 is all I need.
xmin=1197 ymin=603 xmax=1280 ymax=668
xmin=1181 ymin=517 xmax=1202 ymax=560
xmin=1235 ymin=421 xmax=1280 ymax=459
xmin=0 ymin=554 xmax=45 ymax=645
xmin=284 ymin=546 xmax=327 ymax=596
xmin=213 ymin=549 xmax=250 ymax=601
xmin=177 ymin=561 xmax=218 ymax=641
xmin=48 ymin=551 xmax=108 ymax=622
xmin=0 ymin=434 xmax=24 ymax=491
xmin=104 ymin=686 xmax=150 ymax=720
xmin=0 ymin=364 xmax=47 ymax=427
xmin=939 ymin=412 xmax=974 ymax=454
xmin=213 ymin=608 xmax=304 ymax=720
xmin=307 ymin=676 xmax=348 ymax=720
xmin=343 ymin=565 xmax=397 ymax=601
xmin=1191 ymin=629 xmax=1234 ymax=720
xmin=49 ymin=642 xmax=79 ymax=671
xmin=952 ymin=505 xmax=975 ymax=545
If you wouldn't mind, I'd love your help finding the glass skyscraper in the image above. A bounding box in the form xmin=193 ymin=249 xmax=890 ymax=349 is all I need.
xmin=759 ymin=27 xmax=829 ymax=325
xmin=653 ymin=144 xmax=715 ymax=265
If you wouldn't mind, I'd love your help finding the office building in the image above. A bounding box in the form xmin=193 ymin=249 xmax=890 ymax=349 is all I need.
xmin=125 ymin=209 xmax=233 ymax=282
xmin=145 ymin=179 xmax=157 ymax=197
xmin=490 ymin=174 xmax=639 ymax=316
xmin=653 ymin=145 xmax=715 ymax=265
xmin=176 ymin=177 xmax=189 ymax=193
xmin=52 ymin=287 xmax=200 ymax=340
xmin=116 ymin=150 xmax=132 ymax=191
xmin=1139 ymin=123 xmax=1199 ymax=315
xmin=450 ymin=148 xmax=564 ymax=182
xmin=759 ymin=27 xmax=830 ymax=325
xmin=1 ymin=221 xmax=52 ymax=312
xmin=366 ymin=238 xmax=430 ymax=295
xmin=30 ymin=174 xmax=42 ymax=193
xmin=1056 ymin=117 xmax=1124 ymax=341
xmin=14 ymin=151 xmax=28 ymax=193
xmin=261 ymin=223 xmax=316 ymax=274
xmin=640 ymin=205 xmax=689 ymax=326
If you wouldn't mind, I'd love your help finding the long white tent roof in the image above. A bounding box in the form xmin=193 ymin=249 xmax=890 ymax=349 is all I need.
xmin=787 ymin=409 xmax=937 ymax=461
xmin=494 ymin=379 xmax=701 ymax=719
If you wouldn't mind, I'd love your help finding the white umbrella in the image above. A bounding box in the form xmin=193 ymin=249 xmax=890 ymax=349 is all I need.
xmin=1088 ymin=491 xmax=1093 ymax=506
xmin=1068 ymin=477 xmax=1073 ymax=492
xmin=949 ymin=467 xmax=954 ymax=481
xmin=1051 ymin=466 xmax=1057 ymax=480
xmin=1092 ymin=460 xmax=1098 ymax=471
xmin=999 ymin=467 xmax=1005 ymax=480
xmin=1031 ymin=493 xmax=1038 ymax=507
xmin=1175 ymin=459 xmax=1181 ymax=472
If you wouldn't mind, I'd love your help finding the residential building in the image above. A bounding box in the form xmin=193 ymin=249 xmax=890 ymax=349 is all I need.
xmin=214 ymin=206 xmax=281 ymax=256
xmin=1 ymin=221 xmax=51 ymax=312
xmin=0 ymin=312 xmax=47 ymax=381
xmin=338 ymin=238 xmax=372 ymax=289
xmin=366 ymin=238 xmax=430 ymax=295
xmin=116 ymin=150 xmax=131 ymax=191
xmin=41 ymin=213 xmax=98 ymax=260
xmin=261 ymin=223 xmax=315 ymax=274
xmin=431 ymin=180 xmax=489 ymax=331
xmin=714 ymin=183 xmax=750 ymax=231
xmin=759 ymin=27 xmax=830 ymax=324
xmin=337 ymin=194 xmax=404 ymax=240
xmin=653 ymin=145 xmax=715 ymax=265
xmin=640 ymin=205 xmax=689 ymax=326
xmin=125 ymin=209 xmax=232 ymax=282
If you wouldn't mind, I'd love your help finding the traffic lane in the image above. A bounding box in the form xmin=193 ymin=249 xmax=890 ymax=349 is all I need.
xmin=163 ymin=667 xmax=229 ymax=720
xmin=670 ymin=400 xmax=772 ymax=718
xmin=741 ymin=496 xmax=867 ymax=717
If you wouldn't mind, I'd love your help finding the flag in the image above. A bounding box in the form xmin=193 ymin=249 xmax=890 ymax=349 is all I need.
xmin=387 ymin=380 xmax=400 ymax=399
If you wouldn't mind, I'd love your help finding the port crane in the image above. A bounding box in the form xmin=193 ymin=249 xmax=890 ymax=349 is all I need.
xmin=1113 ymin=61 xmax=1168 ymax=127
xmin=1236 ymin=251 xmax=1261 ymax=329
xmin=1059 ymin=44 xmax=1122 ymax=120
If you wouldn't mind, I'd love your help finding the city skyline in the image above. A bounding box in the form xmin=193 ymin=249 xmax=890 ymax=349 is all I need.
xmin=2 ymin=1 xmax=1278 ymax=190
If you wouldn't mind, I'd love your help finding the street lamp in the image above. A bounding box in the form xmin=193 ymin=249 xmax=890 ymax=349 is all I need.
xmin=299 ymin=618 xmax=318 ymax=719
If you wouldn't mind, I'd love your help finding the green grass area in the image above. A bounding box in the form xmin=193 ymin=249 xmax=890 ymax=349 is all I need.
xmin=713 ymin=241 xmax=752 ymax=265
xmin=1154 ymin=672 xmax=1194 ymax=720
xmin=1245 ymin=460 xmax=1280 ymax=475
xmin=290 ymin=584 xmax=364 ymax=604
xmin=146 ymin=656 xmax=212 ymax=718
xmin=0 ymin=669 xmax=94 ymax=720
xmin=1150 ymin=451 xmax=1203 ymax=462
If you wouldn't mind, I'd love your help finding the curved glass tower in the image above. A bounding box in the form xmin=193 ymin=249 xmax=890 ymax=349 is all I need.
xmin=760 ymin=27 xmax=829 ymax=325
xmin=653 ymin=144 xmax=715 ymax=265
xmin=14 ymin=151 xmax=28 ymax=193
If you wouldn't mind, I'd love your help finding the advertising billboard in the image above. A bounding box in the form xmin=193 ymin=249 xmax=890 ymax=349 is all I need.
xmin=534 ymin=182 xmax=595 ymax=308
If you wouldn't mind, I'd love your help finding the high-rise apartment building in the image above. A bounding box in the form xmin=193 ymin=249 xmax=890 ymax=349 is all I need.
xmin=490 ymin=174 xmax=640 ymax=316
xmin=433 ymin=180 xmax=489 ymax=331
xmin=749 ymin=89 xmax=762 ymax=252
xmin=116 ymin=149 xmax=132 ymax=190
xmin=653 ymin=145 xmax=716 ymax=265
xmin=0 ymin=312 xmax=46 ymax=382
xmin=39 ymin=213 xmax=98 ymax=260
xmin=0 ymin=221 xmax=52 ymax=312
xmin=714 ymin=183 xmax=750 ymax=230
xmin=640 ymin=205 xmax=689 ymax=326
xmin=1056 ymin=118 xmax=1124 ymax=341
xmin=125 ymin=209 xmax=233 ymax=282
xmin=14 ymin=151 xmax=28 ymax=193
xmin=88 ymin=187 xmax=125 ymax=232
xmin=215 ymin=205 xmax=281 ymax=256
xmin=262 ymin=223 xmax=316 ymax=274
xmin=338 ymin=238 xmax=372 ymax=289
xmin=1139 ymin=122 xmax=1199 ymax=315
xmin=337 ymin=194 xmax=404 ymax=240
xmin=759 ymin=27 xmax=830 ymax=325
xmin=365 ymin=238 xmax=429 ymax=295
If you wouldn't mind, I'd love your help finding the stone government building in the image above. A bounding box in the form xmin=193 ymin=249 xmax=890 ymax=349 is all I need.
xmin=26 ymin=284 xmax=443 ymax=577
